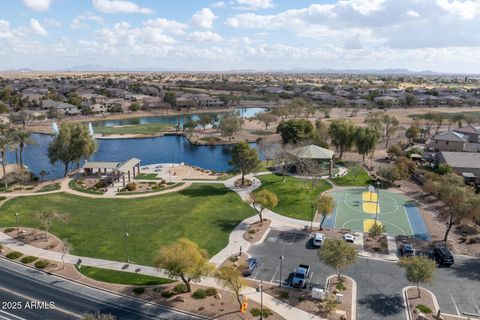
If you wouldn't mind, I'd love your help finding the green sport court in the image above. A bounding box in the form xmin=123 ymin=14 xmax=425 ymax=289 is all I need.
xmin=323 ymin=188 xmax=431 ymax=240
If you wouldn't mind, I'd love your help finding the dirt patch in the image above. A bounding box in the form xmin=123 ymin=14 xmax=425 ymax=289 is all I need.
xmin=326 ymin=276 xmax=353 ymax=320
xmin=406 ymin=287 xmax=438 ymax=320
xmin=243 ymin=219 xmax=271 ymax=243
xmin=364 ymin=235 xmax=389 ymax=255
xmin=2 ymin=227 xmax=67 ymax=253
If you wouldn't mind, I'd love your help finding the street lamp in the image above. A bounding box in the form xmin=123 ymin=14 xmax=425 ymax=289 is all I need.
xmin=124 ymin=232 xmax=130 ymax=263
xmin=14 ymin=212 xmax=19 ymax=238
xmin=256 ymin=280 xmax=264 ymax=319
xmin=171 ymin=152 xmax=175 ymax=168
xmin=375 ymin=181 xmax=381 ymax=222
xmin=279 ymin=255 xmax=284 ymax=287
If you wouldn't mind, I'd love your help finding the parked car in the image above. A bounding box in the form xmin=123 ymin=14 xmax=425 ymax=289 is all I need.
xmin=291 ymin=264 xmax=311 ymax=288
xmin=343 ymin=234 xmax=355 ymax=243
xmin=312 ymin=233 xmax=325 ymax=247
xmin=433 ymin=245 xmax=454 ymax=266
xmin=400 ymin=243 xmax=415 ymax=257
xmin=242 ymin=258 xmax=259 ymax=276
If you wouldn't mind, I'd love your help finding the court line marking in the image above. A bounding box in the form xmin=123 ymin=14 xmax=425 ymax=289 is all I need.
xmin=451 ymin=293 xmax=461 ymax=316
xmin=402 ymin=206 xmax=416 ymax=236
xmin=333 ymin=199 xmax=339 ymax=228
xmin=252 ymin=263 xmax=264 ymax=280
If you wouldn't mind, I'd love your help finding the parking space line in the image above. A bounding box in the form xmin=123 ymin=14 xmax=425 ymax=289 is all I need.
xmin=270 ymin=264 xmax=280 ymax=284
xmin=307 ymin=271 xmax=314 ymax=289
xmin=450 ymin=294 xmax=461 ymax=316
xmin=252 ymin=263 xmax=264 ymax=280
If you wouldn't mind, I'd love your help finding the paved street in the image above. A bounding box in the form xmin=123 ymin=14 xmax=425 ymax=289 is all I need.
xmin=248 ymin=229 xmax=480 ymax=320
xmin=0 ymin=258 xmax=207 ymax=320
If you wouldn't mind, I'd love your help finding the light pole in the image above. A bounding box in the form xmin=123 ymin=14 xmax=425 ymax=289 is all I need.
xmin=279 ymin=255 xmax=284 ymax=287
xmin=375 ymin=181 xmax=381 ymax=222
xmin=171 ymin=152 xmax=175 ymax=168
xmin=256 ymin=280 xmax=263 ymax=319
xmin=124 ymin=232 xmax=130 ymax=263
xmin=14 ymin=212 xmax=19 ymax=238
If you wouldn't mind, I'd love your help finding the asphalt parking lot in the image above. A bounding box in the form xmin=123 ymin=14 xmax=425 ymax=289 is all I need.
xmin=248 ymin=229 xmax=480 ymax=320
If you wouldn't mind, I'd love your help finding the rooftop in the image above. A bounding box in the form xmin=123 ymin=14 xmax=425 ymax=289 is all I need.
xmin=437 ymin=151 xmax=480 ymax=169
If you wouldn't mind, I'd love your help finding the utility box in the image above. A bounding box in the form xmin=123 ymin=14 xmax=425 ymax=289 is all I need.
xmin=335 ymin=293 xmax=343 ymax=303
xmin=311 ymin=287 xmax=325 ymax=300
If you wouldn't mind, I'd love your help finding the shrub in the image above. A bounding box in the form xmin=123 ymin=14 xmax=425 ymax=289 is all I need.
xmin=336 ymin=283 xmax=347 ymax=291
xmin=192 ymin=289 xmax=207 ymax=299
xmin=229 ymin=256 xmax=238 ymax=263
xmin=161 ymin=290 xmax=175 ymax=298
xmin=94 ymin=181 xmax=108 ymax=189
xmin=248 ymin=229 xmax=256 ymax=234
xmin=6 ymin=251 xmax=23 ymax=259
xmin=0 ymin=196 xmax=7 ymax=201
xmin=205 ymin=287 xmax=217 ymax=296
xmin=125 ymin=183 xmax=136 ymax=191
xmin=20 ymin=256 xmax=38 ymax=264
xmin=174 ymin=284 xmax=188 ymax=293
xmin=416 ymin=304 xmax=432 ymax=314
xmin=34 ymin=260 xmax=49 ymax=269
xmin=4 ymin=227 xmax=16 ymax=233
xmin=278 ymin=291 xmax=289 ymax=300
xmin=251 ymin=308 xmax=273 ymax=318
xmin=298 ymin=297 xmax=305 ymax=302
xmin=467 ymin=237 xmax=477 ymax=244
xmin=133 ymin=287 xmax=145 ymax=295
xmin=161 ymin=179 xmax=167 ymax=184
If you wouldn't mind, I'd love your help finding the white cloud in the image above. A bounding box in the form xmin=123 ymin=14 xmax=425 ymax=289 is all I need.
xmin=92 ymin=0 xmax=154 ymax=14
xmin=187 ymin=31 xmax=223 ymax=42
xmin=70 ymin=13 xmax=104 ymax=29
xmin=405 ymin=10 xmax=420 ymax=17
xmin=0 ymin=20 xmax=13 ymax=40
xmin=192 ymin=8 xmax=217 ymax=29
xmin=21 ymin=0 xmax=52 ymax=11
xmin=143 ymin=18 xmax=188 ymax=35
xmin=211 ymin=1 xmax=225 ymax=8
xmin=436 ymin=0 xmax=480 ymax=20
xmin=44 ymin=18 xmax=61 ymax=27
xmin=30 ymin=19 xmax=47 ymax=36
xmin=235 ymin=0 xmax=274 ymax=10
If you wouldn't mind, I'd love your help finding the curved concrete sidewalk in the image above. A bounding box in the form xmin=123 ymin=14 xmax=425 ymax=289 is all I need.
xmin=0 ymin=232 xmax=324 ymax=320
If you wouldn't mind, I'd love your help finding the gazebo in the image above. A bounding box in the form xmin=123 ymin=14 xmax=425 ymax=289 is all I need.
xmin=82 ymin=157 xmax=141 ymax=187
xmin=288 ymin=144 xmax=335 ymax=177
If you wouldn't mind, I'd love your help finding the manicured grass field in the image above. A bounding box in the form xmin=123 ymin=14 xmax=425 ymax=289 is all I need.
xmin=256 ymin=174 xmax=332 ymax=221
xmin=0 ymin=184 xmax=256 ymax=266
xmin=332 ymin=164 xmax=374 ymax=187
xmin=77 ymin=266 xmax=174 ymax=285
xmin=94 ymin=123 xmax=171 ymax=135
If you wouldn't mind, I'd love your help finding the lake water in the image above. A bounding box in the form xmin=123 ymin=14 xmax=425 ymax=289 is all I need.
xmin=6 ymin=134 xmax=259 ymax=180
xmin=92 ymin=107 xmax=267 ymax=128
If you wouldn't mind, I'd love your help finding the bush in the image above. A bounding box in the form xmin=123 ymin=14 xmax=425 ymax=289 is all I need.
xmin=94 ymin=181 xmax=108 ymax=189
xmin=174 ymin=284 xmax=188 ymax=293
xmin=192 ymin=289 xmax=207 ymax=299
xmin=205 ymin=287 xmax=217 ymax=297
xmin=0 ymin=196 xmax=6 ymax=201
xmin=161 ymin=290 xmax=175 ymax=298
xmin=20 ymin=256 xmax=38 ymax=264
xmin=4 ymin=227 xmax=16 ymax=233
xmin=416 ymin=304 xmax=432 ymax=314
xmin=278 ymin=291 xmax=289 ymax=299
xmin=336 ymin=283 xmax=347 ymax=291
xmin=248 ymin=229 xmax=256 ymax=234
xmin=125 ymin=183 xmax=137 ymax=191
xmin=467 ymin=237 xmax=477 ymax=244
xmin=34 ymin=260 xmax=49 ymax=269
xmin=161 ymin=179 xmax=167 ymax=184
xmin=133 ymin=287 xmax=145 ymax=295
xmin=229 ymin=256 xmax=238 ymax=262
xmin=6 ymin=251 xmax=23 ymax=259
xmin=250 ymin=308 xmax=273 ymax=318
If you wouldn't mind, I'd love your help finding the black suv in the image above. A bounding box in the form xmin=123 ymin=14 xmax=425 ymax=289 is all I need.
xmin=432 ymin=245 xmax=454 ymax=266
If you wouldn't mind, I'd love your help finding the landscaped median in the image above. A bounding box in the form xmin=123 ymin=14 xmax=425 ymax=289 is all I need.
xmin=0 ymin=184 xmax=257 ymax=265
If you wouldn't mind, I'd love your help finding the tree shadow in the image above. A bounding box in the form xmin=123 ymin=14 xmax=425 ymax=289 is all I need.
xmin=178 ymin=185 xmax=229 ymax=197
xmin=358 ymin=293 xmax=404 ymax=317
xmin=452 ymin=256 xmax=480 ymax=281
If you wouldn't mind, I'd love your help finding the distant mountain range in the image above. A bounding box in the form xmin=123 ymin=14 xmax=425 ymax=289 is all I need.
xmin=1 ymin=66 xmax=475 ymax=75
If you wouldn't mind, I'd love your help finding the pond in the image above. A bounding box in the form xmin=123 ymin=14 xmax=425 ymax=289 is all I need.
xmin=91 ymin=107 xmax=268 ymax=128
xmin=6 ymin=134 xmax=260 ymax=180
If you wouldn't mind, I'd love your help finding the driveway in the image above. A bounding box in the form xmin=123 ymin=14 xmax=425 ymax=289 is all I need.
xmin=248 ymin=229 xmax=480 ymax=320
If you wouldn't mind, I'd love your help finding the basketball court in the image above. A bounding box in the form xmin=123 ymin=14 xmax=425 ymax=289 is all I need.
xmin=322 ymin=187 xmax=430 ymax=240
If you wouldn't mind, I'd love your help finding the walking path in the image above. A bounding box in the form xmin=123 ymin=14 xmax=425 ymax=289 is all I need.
xmin=0 ymin=232 xmax=324 ymax=320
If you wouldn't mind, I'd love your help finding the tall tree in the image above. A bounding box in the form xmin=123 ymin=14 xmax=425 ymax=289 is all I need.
xmin=48 ymin=122 xmax=97 ymax=177
xmin=328 ymin=120 xmax=356 ymax=159
xmin=155 ymin=238 xmax=215 ymax=292
xmin=0 ymin=124 xmax=14 ymax=184
xmin=216 ymin=265 xmax=247 ymax=309
xmin=219 ymin=113 xmax=242 ymax=140
xmin=318 ymin=238 xmax=357 ymax=281
xmin=163 ymin=91 xmax=177 ymax=107
xmin=257 ymin=112 xmax=278 ymax=131
xmin=250 ymin=189 xmax=278 ymax=223
xmin=229 ymin=141 xmax=260 ymax=185
xmin=382 ymin=114 xmax=400 ymax=148
xmin=31 ymin=210 xmax=69 ymax=241
xmin=399 ymin=256 xmax=436 ymax=298
xmin=405 ymin=123 xmax=420 ymax=143
xmin=355 ymin=127 xmax=379 ymax=162
xmin=364 ymin=112 xmax=384 ymax=136
xmin=276 ymin=119 xmax=313 ymax=144
xmin=316 ymin=194 xmax=335 ymax=230
xmin=12 ymin=129 xmax=34 ymax=168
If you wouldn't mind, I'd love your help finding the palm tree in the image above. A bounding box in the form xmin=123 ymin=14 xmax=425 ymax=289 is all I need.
xmin=13 ymin=129 xmax=34 ymax=168
xmin=0 ymin=130 xmax=14 ymax=188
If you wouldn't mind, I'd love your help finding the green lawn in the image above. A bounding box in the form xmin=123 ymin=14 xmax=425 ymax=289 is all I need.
xmin=94 ymin=123 xmax=171 ymax=135
xmin=409 ymin=111 xmax=480 ymax=120
xmin=0 ymin=184 xmax=255 ymax=266
xmin=332 ymin=164 xmax=374 ymax=187
xmin=135 ymin=173 xmax=159 ymax=180
xmin=256 ymin=174 xmax=332 ymax=220
xmin=77 ymin=266 xmax=174 ymax=285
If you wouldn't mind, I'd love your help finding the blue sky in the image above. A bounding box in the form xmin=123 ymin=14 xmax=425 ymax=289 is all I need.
xmin=0 ymin=0 xmax=479 ymax=72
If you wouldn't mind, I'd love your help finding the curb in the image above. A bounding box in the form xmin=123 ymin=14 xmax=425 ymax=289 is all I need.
xmin=325 ymin=274 xmax=357 ymax=320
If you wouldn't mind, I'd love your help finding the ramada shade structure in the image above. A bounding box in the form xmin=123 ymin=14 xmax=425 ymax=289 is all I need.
xmin=83 ymin=158 xmax=141 ymax=187
xmin=288 ymin=144 xmax=335 ymax=176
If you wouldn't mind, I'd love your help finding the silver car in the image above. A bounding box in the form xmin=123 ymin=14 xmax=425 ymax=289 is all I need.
xmin=313 ymin=233 xmax=325 ymax=247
